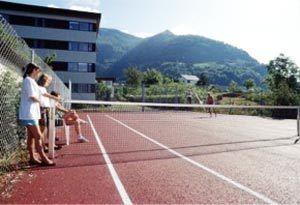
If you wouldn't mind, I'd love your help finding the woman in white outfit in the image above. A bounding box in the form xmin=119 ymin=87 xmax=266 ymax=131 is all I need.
xmin=19 ymin=63 xmax=55 ymax=166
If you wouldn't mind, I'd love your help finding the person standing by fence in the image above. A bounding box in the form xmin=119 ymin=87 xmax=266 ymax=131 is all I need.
xmin=37 ymin=74 xmax=61 ymax=150
xmin=19 ymin=63 xmax=55 ymax=166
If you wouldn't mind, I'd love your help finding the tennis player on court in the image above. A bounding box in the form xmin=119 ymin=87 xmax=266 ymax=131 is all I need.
xmin=206 ymin=93 xmax=217 ymax=117
xmin=19 ymin=63 xmax=55 ymax=166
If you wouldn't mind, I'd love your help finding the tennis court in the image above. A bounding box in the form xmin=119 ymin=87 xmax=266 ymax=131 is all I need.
xmin=3 ymin=101 xmax=300 ymax=204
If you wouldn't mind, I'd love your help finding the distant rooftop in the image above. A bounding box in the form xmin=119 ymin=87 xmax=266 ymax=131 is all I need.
xmin=181 ymin=74 xmax=199 ymax=81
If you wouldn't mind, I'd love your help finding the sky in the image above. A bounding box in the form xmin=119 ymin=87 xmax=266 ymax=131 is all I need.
xmin=3 ymin=0 xmax=300 ymax=66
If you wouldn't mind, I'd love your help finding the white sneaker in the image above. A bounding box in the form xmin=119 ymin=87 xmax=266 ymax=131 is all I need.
xmin=78 ymin=136 xmax=89 ymax=143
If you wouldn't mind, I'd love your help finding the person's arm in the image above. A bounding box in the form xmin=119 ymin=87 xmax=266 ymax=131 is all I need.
xmin=56 ymin=102 xmax=69 ymax=113
xmin=43 ymin=92 xmax=61 ymax=102
xmin=30 ymin=96 xmax=41 ymax=104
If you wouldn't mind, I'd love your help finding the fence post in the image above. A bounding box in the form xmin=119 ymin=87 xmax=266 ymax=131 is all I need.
xmin=297 ymin=108 xmax=300 ymax=137
xmin=68 ymin=80 xmax=72 ymax=102
xmin=48 ymin=99 xmax=56 ymax=159
xmin=31 ymin=49 xmax=34 ymax=63
xmin=175 ymin=85 xmax=179 ymax=104
xmin=294 ymin=107 xmax=300 ymax=144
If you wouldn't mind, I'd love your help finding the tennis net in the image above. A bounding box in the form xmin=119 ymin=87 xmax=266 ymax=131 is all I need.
xmin=51 ymin=100 xmax=300 ymax=163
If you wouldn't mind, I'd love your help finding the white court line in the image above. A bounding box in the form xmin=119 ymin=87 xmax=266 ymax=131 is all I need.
xmin=106 ymin=115 xmax=278 ymax=205
xmin=87 ymin=115 xmax=132 ymax=205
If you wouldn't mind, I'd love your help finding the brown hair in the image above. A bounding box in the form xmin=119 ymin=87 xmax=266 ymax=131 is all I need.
xmin=37 ymin=74 xmax=51 ymax=87
xmin=50 ymin=91 xmax=60 ymax=97
xmin=23 ymin=63 xmax=40 ymax=79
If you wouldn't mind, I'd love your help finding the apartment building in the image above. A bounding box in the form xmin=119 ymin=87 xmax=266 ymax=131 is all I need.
xmin=0 ymin=1 xmax=101 ymax=100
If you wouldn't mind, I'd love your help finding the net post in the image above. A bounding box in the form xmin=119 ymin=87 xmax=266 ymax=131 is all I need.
xmin=48 ymin=99 xmax=56 ymax=159
xmin=175 ymin=85 xmax=179 ymax=104
xmin=68 ymin=80 xmax=72 ymax=106
xmin=142 ymin=83 xmax=145 ymax=112
xmin=64 ymin=80 xmax=72 ymax=145
xmin=64 ymin=121 xmax=70 ymax=146
xmin=297 ymin=107 xmax=300 ymax=137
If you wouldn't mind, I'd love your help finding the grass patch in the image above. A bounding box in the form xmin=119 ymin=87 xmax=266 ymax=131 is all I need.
xmin=0 ymin=146 xmax=29 ymax=176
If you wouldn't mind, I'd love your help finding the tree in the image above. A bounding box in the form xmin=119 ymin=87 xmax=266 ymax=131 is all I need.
xmin=265 ymin=54 xmax=300 ymax=105
xmin=142 ymin=69 xmax=162 ymax=85
xmin=228 ymin=80 xmax=239 ymax=93
xmin=244 ymin=79 xmax=255 ymax=90
xmin=96 ymin=82 xmax=111 ymax=100
xmin=124 ymin=67 xmax=143 ymax=86
xmin=44 ymin=53 xmax=57 ymax=66
xmin=196 ymin=73 xmax=209 ymax=87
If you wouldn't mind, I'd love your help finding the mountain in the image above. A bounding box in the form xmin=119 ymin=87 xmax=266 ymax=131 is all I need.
xmin=97 ymin=29 xmax=267 ymax=86
xmin=96 ymin=28 xmax=143 ymax=76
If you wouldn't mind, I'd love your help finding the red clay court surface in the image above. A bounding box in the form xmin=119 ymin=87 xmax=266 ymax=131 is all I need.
xmin=1 ymin=111 xmax=300 ymax=204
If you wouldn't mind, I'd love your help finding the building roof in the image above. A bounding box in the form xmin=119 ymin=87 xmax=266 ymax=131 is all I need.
xmin=181 ymin=74 xmax=199 ymax=81
xmin=0 ymin=1 xmax=101 ymax=30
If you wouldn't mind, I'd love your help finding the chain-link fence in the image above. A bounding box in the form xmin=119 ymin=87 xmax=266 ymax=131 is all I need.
xmin=0 ymin=15 xmax=70 ymax=173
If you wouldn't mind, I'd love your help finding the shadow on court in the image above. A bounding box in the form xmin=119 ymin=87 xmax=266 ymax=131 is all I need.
xmin=28 ymin=136 xmax=298 ymax=171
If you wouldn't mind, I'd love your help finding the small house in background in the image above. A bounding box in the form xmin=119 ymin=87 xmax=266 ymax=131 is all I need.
xmin=180 ymin=74 xmax=199 ymax=85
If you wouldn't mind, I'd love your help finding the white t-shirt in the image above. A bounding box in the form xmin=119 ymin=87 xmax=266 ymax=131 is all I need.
xmin=19 ymin=77 xmax=42 ymax=120
xmin=39 ymin=86 xmax=50 ymax=108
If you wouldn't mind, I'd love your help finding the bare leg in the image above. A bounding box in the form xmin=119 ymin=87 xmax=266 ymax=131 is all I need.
xmin=67 ymin=120 xmax=82 ymax=136
xmin=27 ymin=125 xmax=54 ymax=165
xmin=40 ymin=125 xmax=47 ymax=145
xmin=26 ymin=129 xmax=38 ymax=162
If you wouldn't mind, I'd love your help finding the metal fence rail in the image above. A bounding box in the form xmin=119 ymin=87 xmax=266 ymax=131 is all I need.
xmin=0 ymin=15 xmax=70 ymax=172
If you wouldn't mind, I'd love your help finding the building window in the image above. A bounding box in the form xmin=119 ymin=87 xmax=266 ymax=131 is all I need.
xmin=88 ymin=43 xmax=95 ymax=52
xmin=68 ymin=62 xmax=78 ymax=72
xmin=25 ymin=38 xmax=94 ymax=51
xmin=9 ymin=15 xmax=35 ymax=26
xmin=72 ymin=84 xmax=79 ymax=93
xmin=3 ymin=14 xmax=97 ymax=32
xmin=36 ymin=40 xmax=44 ymax=49
xmin=67 ymin=62 xmax=95 ymax=73
xmin=44 ymin=19 xmax=68 ymax=29
xmin=35 ymin=18 xmax=44 ymax=27
xmin=88 ymin=63 xmax=95 ymax=72
xmin=2 ymin=14 xmax=9 ymax=21
xmin=50 ymin=62 xmax=68 ymax=71
xmin=89 ymin=23 xmax=95 ymax=31
xmin=70 ymin=21 xmax=96 ymax=31
xmin=79 ymin=22 xmax=90 ymax=31
xmin=69 ymin=42 xmax=79 ymax=51
xmin=72 ymin=84 xmax=95 ymax=93
xmin=24 ymin=39 xmax=34 ymax=48
xmin=78 ymin=63 xmax=88 ymax=72
xmin=44 ymin=40 xmax=68 ymax=50
xmin=69 ymin=21 xmax=79 ymax=30
xmin=79 ymin=43 xmax=89 ymax=51
xmin=69 ymin=42 xmax=95 ymax=52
